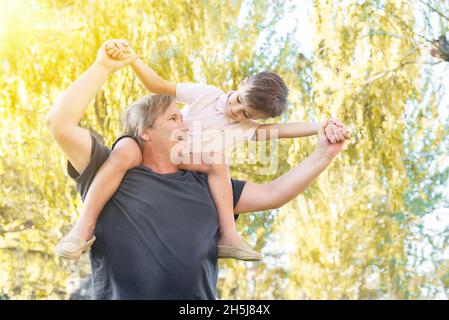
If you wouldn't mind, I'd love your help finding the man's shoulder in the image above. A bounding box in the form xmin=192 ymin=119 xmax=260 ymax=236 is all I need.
xmin=67 ymin=133 xmax=111 ymax=201
xmin=184 ymin=170 xmax=208 ymax=181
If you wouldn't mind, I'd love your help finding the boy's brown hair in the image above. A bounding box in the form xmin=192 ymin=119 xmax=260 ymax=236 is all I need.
xmin=243 ymin=71 xmax=289 ymax=118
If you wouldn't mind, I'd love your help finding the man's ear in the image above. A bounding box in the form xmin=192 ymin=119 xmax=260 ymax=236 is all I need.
xmin=140 ymin=128 xmax=151 ymax=142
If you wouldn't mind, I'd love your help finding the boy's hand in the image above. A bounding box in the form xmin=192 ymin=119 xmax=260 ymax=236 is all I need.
xmin=106 ymin=39 xmax=138 ymax=61
xmin=94 ymin=39 xmax=138 ymax=73
xmin=324 ymin=118 xmax=351 ymax=143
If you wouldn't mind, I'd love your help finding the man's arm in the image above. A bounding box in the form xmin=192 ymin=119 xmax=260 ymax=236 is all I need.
xmin=234 ymin=150 xmax=332 ymax=213
xmin=235 ymin=121 xmax=346 ymax=214
xmin=46 ymin=40 xmax=137 ymax=175
xmin=46 ymin=63 xmax=110 ymax=175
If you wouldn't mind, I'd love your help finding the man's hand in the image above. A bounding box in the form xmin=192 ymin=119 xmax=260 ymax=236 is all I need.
xmin=235 ymin=119 xmax=350 ymax=214
xmin=324 ymin=118 xmax=351 ymax=143
xmin=105 ymin=39 xmax=138 ymax=61
xmin=316 ymin=120 xmax=346 ymax=160
xmin=109 ymin=40 xmax=176 ymax=96
xmin=94 ymin=39 xmax=138 ymax=73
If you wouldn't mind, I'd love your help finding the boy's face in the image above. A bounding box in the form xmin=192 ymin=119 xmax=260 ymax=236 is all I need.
xmin=225 ymin=84 xmax=269 ymax=122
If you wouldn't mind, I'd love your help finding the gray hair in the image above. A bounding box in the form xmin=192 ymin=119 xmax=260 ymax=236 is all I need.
xmin=122 ymin=95 xmax=175 ymax=149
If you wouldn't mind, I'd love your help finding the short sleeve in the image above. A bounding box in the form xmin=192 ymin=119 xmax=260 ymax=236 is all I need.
xmin=67 ymin=134 xmax=111 ymax=201
xmin=231 ymin=179 xmax=246 ymax=221
xmin=231 ymin=179 xmax=246 ymax=208
xmin=176 ymin=82 xmax=223 ymax=107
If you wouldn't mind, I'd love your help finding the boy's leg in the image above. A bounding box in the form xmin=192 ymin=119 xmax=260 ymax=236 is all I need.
xmin=178 ymin=151 xmax=262 ymax=261
xmin=205 ymin=158 xmax=240 ymax=246
xmin=56 ymin=137 xmax=142 ymax=260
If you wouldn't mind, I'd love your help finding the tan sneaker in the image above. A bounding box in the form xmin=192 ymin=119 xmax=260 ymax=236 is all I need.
xmin=55 ymin=234 xmax=96 ymax=260
xmin=218 ymin=242 xmax=262 ymax=261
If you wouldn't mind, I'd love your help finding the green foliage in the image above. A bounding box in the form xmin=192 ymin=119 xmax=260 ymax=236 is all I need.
xmin=0 ymin=0 xmax=448 ymax=299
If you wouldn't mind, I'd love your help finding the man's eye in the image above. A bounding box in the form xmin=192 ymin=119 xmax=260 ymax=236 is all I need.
xmin=243 ymin=112 xmax=250 ymax=119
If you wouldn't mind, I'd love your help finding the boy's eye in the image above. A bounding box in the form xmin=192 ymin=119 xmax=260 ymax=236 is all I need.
xmin=237 ymin=96 xmax=242 ymax=104
xmin=243 ymin=112 xmax=251 ymax=119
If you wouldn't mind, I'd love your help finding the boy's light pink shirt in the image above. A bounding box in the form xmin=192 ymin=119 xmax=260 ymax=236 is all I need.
xmin=176 ymin=82 xmax=261 ymax=153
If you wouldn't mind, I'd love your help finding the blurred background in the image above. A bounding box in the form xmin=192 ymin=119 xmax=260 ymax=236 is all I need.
xmin=1 ymin=0 xmax=448 ymax=299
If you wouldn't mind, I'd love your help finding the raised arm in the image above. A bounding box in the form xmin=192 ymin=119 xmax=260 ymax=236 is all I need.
xmin=105 ymin=40 xmax=176 ymax=96
xmin=131 ymin=58 xmax=176 ymax=96
xmin=235 ymin=120 xmax=346 ymax=214
xmin=46 ymin=40 xmax=137 ymax=175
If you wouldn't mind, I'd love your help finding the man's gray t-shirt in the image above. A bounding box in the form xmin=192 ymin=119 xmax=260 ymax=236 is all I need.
xmin=67 ymin=135 xmax=246 ymax=300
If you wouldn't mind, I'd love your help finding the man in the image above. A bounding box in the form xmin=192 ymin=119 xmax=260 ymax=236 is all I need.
xmin=46 ymin=40 xmax=347 ymax=299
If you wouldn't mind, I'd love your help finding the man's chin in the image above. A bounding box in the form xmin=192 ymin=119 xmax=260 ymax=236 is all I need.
xmin=169 ymin=140 xmax=188 ymax=152
xmin=167 ymin=140 xmax=190 ymax=165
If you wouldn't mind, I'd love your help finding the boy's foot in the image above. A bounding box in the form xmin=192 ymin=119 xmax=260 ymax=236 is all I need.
xmin=55 ymin=231 xmax=96 ymax=261
xmin=218 ymin=241 xmax=262 ymax=261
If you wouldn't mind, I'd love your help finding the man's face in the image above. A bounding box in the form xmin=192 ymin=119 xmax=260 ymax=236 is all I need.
xmin=224 ymin=84 xmax=269 ymax=122
xmin=144 ymin=102 xmax=188 ymax=154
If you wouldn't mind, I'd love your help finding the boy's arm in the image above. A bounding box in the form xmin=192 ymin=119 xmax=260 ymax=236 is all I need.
xmin=253 ymin=119 xmax=350 ymax=143
xmin=106 ymin=41 xmax=176 ymax=96
xmin=253 ymin=122 xmax=319 ymax=141
xmin=130 ymin=58 xmax=177 ymax=96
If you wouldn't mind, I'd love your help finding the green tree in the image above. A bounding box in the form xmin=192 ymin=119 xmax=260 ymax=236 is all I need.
xmin=1 ymin=0 xmax=448 ymax=300
xmin=0 ymin=0 xmax=295 ymax=299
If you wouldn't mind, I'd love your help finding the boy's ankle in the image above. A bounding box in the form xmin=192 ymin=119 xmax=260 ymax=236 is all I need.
xmin=71 ymin=223 xmax=95 ymax=239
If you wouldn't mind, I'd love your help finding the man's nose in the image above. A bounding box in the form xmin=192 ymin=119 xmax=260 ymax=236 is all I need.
xmin=179 ymin=120 xmax=189 ymax=131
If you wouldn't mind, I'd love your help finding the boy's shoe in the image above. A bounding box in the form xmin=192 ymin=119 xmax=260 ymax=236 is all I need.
xmin=55 ymin=234 xmax=96 ymax=261
xmin=218 ymin=242 xmax=262 ymax=261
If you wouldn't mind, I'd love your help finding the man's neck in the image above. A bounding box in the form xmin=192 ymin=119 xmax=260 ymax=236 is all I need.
xmin=141 ymin=147 xmax=178 ymax=174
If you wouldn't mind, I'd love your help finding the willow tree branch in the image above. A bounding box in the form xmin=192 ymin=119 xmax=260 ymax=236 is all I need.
xmin=418 ymin=0 xmax=449 ymax=22
xmin=0 ymin=220 xmax=34 ymax=235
